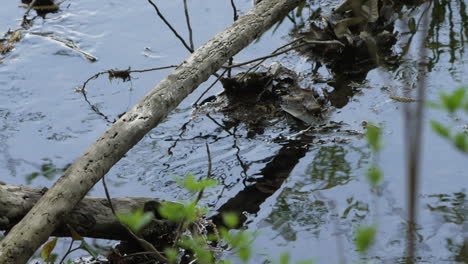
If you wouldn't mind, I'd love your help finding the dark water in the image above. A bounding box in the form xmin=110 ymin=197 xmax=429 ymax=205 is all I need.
xmin=0 ymin=0 xmax=467 ymax=263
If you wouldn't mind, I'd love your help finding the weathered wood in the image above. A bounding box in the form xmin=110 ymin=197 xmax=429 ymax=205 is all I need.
xmin=0 ymin=0 xmax=302 ymax=263
xmin=0 ymin=183 xmax=175 ymax=243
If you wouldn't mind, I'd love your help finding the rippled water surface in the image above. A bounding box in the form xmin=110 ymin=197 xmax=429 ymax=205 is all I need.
xmin=1 ymin=0 xmax=467 ymax=263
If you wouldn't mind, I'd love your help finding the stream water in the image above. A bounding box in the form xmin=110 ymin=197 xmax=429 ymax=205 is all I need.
xmin=1 ymin=0 xmax=467 ymax=263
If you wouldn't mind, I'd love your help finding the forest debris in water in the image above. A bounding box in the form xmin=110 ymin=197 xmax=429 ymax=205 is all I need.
xmin=108 ymin=68 xmax=132 ymax=82
xmin=389 ymin=95 xmax=419 ymax=102
xmin=292 ymin=0 xmax=398 ymax=76
xmin=0 ymin=29 xmax=24 ymax=55
xmin=20 ymin=0 xmax=61 ymax=15
xmin=30 ymin=32 xmax=98 ymax=62
xmin=197 ymin=63 xmax=325 ymax=130
xmin=8 ymin=30 xmax=22 ymax=43
xmin=19 ymin=0 xmax=64 ymax=12
xmin=0 ymin=42 xmax=14 ymax=55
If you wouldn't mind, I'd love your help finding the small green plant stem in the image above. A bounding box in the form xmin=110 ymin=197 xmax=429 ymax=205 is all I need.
xmin=172 ymin=143 xmax=213 ymax=248
xmin=172 ymin=221 xmax=187 ymax=248
xmin=102 ymin=176 xmax=168 ymax=263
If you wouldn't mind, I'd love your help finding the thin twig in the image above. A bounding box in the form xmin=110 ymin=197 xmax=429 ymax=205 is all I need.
xmin=147 ymin=0 xmax=194 ymax=53
xmin=21 ymin=0 xmax=38 ymax=28
xmin=173 ymin=144 xmax=213 ymax=247
xmin=227 ymin=0 xmax=239 ymax=77
xmin=205 ymin=114 xmax=248 ymax=178
xmin=102 ymin=176 xmax=115 ymax=215
xmin=126 ymin=65 xmax=179 ymax=73
xmin=167 ymin=119 xmax=192 ymax=155
xmin=195 ymin=143 xmax=213 ymax=204
xmin=193 ymin=68 xmax=229 ymax=106
xmin=58 ymin=239 xmax=75 ymax=264
xmin=77 ymin=65 xmax=177 ymax=122
xmin=224 ymin=42 xmax=311 ymax=69
xmin=80 ymin=65 xmax=178 ymax=91
xmin=172 ymin=222 xmax=186 ymax=248
xmin=230 ymin=0 xmax=238 ymax=21
xmin=183 ymin=0 xmax=194 ymax=50
xmin=239 ymin=38 xmax=304 ymax=81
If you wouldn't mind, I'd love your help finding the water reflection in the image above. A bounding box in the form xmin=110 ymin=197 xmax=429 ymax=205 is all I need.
xmin=426 ymin=192 xmax=467 ymax=225
xmin=212 ymin=135 xmax=310 ymax=227
xmin=24 ymin=158 xmax=68 ymax=184
xmin=257 ymin=144 xmax=370 ymax=242
xmin=305 ymin=146 xmax=352 ymax=190
xmin=427 ymin=0 xmax=467 ymax=71
xmin=426 ymin=191 xmax=468 ymax=263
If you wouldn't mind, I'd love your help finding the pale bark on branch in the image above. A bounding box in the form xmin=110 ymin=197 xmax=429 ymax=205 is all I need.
xmin=0 ymin=0 xmax=302 ymax=263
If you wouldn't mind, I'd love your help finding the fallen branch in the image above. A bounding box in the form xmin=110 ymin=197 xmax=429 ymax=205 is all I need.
xmin=0 ymin=0 xmax=302 ymax=263
xmin=0 ymin=183 xmax=175 ymax=243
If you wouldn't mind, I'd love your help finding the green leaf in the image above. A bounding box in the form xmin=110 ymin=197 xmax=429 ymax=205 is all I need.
xmin=355 ymin=225 xmax=377 ymax=254
xmin=222 ymin=213 xmax=239 ymax=229
xmin=366 ymin=165 xmax=383 ymax=187
xmin=176 ymin=174 xmax=218 ymax=193
xmin=80 ymin=240 xmax=98 ymax=258
xmin=430 ymin=120 xmax=450 ymax=138
xmin=440 ymin=88 xmax=466 ymax=114
xmin=453 ymin=132 xmax=468 ymax=153
xmin=280 ymin=252 xmax=291 ymax=264
xmin=238 ymin=246 xmax=251 ymax=262
xmin=158 ymin=201 xmax=199 ymax=223
xmin=179 ymin=237 xmax=213 ymax=264
xmin=365 ymin=123 xmax=383 ymax=152
xmin=116 ymin=208 xmax=154 ymax=233
xmin=41 ymin=237 xmax=58 ymax=260
xmin=164 ymin=248 xmax=179 ymax=264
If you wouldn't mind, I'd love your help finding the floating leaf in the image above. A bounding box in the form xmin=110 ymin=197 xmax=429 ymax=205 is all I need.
xmin=41 ymin=237 xmax=58 ymax=260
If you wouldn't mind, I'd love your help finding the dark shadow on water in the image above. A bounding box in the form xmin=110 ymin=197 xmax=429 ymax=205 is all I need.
xmin=211 ymin=134 xmax=311 ymax=227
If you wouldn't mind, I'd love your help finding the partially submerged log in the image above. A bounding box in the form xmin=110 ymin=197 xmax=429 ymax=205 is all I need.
xmin=0 ymin=183 xmax=176 ymax=247
xmin=0 ymin=0 xmax=302 ymax=263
